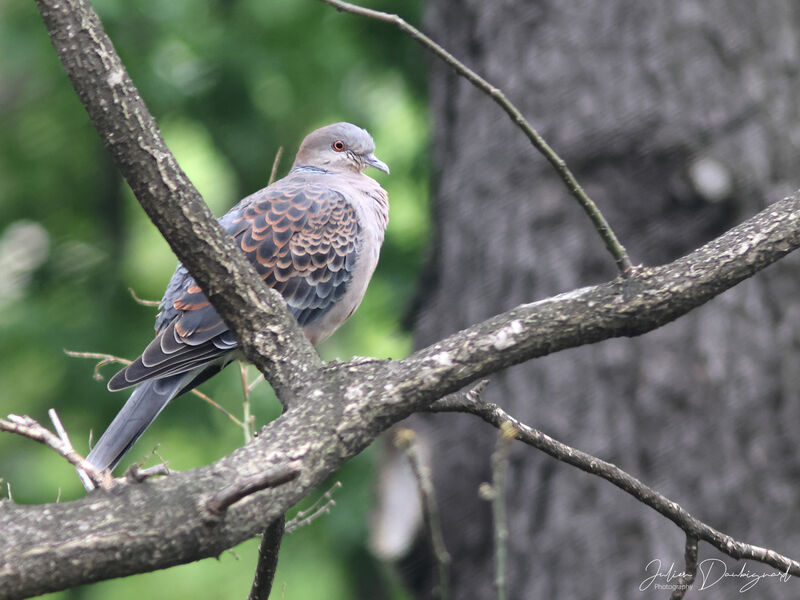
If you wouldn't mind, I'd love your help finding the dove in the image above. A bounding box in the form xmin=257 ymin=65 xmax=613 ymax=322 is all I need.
xmin=83 ymin=122 xmax=389 ymax=484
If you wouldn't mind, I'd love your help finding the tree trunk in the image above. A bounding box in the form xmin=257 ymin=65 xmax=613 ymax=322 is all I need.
xmin=410 ymin=1 xmax=800 ymax=597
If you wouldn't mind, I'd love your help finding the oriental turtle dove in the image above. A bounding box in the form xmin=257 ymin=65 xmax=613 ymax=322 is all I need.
xmin=84 ymin=122 xmax=389 ymax=484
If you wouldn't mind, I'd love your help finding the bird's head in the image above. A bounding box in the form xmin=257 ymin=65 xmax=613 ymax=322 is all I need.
xmin=293 ymin=122 xmax=390 ymax=175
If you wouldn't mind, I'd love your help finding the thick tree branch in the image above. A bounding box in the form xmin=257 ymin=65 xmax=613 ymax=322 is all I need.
xmin=34 ymin=0 xmax=321 ymax=403
xmin=362 ymin=194 xmax=800 ymax=420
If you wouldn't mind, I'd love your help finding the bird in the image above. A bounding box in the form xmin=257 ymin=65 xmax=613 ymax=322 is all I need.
xmin=83 ymin=122 xmax=389 ymax=485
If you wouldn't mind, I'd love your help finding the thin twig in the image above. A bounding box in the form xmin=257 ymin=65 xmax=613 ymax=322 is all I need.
xmin=191 ymin=387 xmax=245 ymax=429
xmin=248 ymin=373 xmax=265 ymax=393
xmin=240 ymin=364 xmax=254 ymax=443
xmin=670 ymin=534 xmax=698 ymax=600
xmin=429 ymin=395 xmax=800 ymax=577
xmin=248 ymin=515 xmax=285 ymax=600
xmin=66 ymin=350 xmax=245 ymax=427
xmin=0 ymin=413 xmax=110 ymax=489
xmin=47 ymin=409 xmax=95 ymax=490
xmin=489 ymin=422 xmax=516 ymax=600
xmin=64 ymin=350 xmax=131 ymax=380
xmin=318 ymin=0 xmax=633 ymax=277
xmin=285 ymin=481 xmax=342 ymax=533
xmin=48 ymin=409 xmax=73 ymax=446
xmin=395 ymin=428 xmax=450 ymax=600
xmin=128 ymin=287 xmax=160 ymax=307
xmin=125 ymin=463 xmax=170 ymax=483
xmin=268 ymin=146 xmax=284 ymax=186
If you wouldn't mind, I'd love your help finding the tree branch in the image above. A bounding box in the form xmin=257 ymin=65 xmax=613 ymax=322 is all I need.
xmin=34 ymin=0 xmax=321 ymax=404
xmin=429 ymin=393 xmax=800 ymax=577
xmin=355 ymin=194 xmax=800 ymax=433
xmin=394 ymin=429 xmax=450 ymax=600
xmin=248 ymin=516 xmax=285 ymax=600
xmin=670 ymin=534 xmax=698 ymax=600
xmin=0 ymin=413 xmax=109 ymax=490
xmin=489 ymin=423 xmax=514 ymax=600
xmin=284 ymin=481 xmax=341 ymax=533
xmin=318 ymin=0 xmax=634 ymax=276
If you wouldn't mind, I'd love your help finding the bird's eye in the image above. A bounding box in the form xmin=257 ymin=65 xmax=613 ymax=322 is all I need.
xmin=332 ymin=140 xmax=346 ymax=152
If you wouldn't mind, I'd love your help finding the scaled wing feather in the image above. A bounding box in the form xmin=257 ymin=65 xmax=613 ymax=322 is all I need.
xmin=107 ymin=178 xmax=360 ymax=391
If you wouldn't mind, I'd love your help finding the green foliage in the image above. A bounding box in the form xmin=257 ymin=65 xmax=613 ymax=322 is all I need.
xmin=0 ymin=0 xmax=425 ymax=597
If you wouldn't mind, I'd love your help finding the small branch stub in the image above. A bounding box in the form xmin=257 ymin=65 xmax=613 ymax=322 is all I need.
xmin=125 ymin=463 xmax=171 ymax=484
xmin=670 ymin=534 xmax=699 ymax=600
xmin=204 ymin=463 xmax=302 ymax=521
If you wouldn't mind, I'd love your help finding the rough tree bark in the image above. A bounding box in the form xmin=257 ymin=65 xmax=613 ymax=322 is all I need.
xmin=410 ymin=1 xmax=800 ymax=598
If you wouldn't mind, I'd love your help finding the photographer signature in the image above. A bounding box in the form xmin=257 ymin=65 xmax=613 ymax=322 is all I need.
xmin=640 ymin=558 xmax=791 ymax=593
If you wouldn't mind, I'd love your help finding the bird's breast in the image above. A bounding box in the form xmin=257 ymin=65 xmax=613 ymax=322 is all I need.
xmin=302 ymin=176 xmax=388 ymax=345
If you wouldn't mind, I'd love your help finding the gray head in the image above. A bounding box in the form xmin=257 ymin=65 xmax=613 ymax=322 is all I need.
xmin=293 ymin=122 xmax=390 ymax=174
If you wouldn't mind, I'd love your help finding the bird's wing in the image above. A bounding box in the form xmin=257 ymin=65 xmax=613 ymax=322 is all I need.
xmin=107 ymin=179 xmax=360 ymax=391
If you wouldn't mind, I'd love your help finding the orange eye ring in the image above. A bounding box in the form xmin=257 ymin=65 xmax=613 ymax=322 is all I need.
xmin=332 ymin=140 xmax=346 ymax=152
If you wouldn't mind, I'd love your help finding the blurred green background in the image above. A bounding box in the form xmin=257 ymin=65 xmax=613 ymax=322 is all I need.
xmin=0 ymin=0 xmax=428 ymax=597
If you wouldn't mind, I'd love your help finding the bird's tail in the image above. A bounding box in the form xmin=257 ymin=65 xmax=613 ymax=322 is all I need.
xmin=83 ymin=374 xmax=188 ymax=488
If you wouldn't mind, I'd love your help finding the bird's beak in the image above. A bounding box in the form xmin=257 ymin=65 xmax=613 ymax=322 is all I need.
xmin=364 ymin=153 xmax=390 ymax=174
